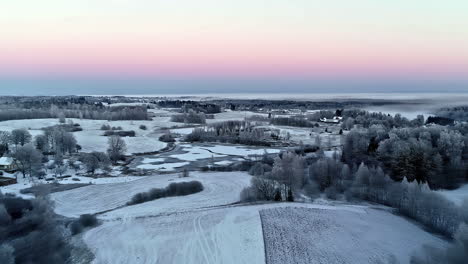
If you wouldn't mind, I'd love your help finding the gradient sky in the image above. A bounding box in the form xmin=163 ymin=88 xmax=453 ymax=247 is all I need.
xmin=1 ymin=0 xmax=467 ymax=94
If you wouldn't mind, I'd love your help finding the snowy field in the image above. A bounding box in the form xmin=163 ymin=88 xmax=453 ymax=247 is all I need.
xmin=260 ymin=207 xmax=447 ymax=264
xmin=437 ymin=184 xmax=468 ymax=206
xmin=85 ymin=206 xmax=265 ymax=264
xmin=44 ymin=168 xmax=450 ymax=264
xmin=51 ymin=171 xmax=251 ymax=218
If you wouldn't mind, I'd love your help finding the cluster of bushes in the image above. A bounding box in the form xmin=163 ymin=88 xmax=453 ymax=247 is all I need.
xmin=69 ymin=214 xmax=99 ymax=235
xmin=170 ymin=110 xmax=206 ymax=124
xmin=159 ymin=132 xmax=175 ymax=143
xmin=100 ymin=124 xmax=123 ymax=131
xmin=103 ymin=130 xmax=135 ymax=137
xmin=127 ymin=181 xmax=204 ymax=205
xmin=44 ymin=123 xmax=82 ymax=132
xmin=0 ymin=193 xmax=73 ymax=263
xmin=79 ymin=152 xmax=111 ymax=174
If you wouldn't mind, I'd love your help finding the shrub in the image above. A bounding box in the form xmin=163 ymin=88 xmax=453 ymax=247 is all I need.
xmin=159 ymin=133 xmax=176 ymax=143
xmin=100 ymin=124 xmax=111 ymax=130
xmin=127 ymin=181 xmax=204 ymax=205
xmin=103 ymin=130 xmax=135 ymax=137
xmin=70 ymin=214 xmax=98 ymax=235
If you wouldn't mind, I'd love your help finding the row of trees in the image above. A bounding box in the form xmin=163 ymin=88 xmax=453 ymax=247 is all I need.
xmin=185 ymin=121 xmax=275 ymax=146
xmin=0 ymin=105 xmax=148 ymax=122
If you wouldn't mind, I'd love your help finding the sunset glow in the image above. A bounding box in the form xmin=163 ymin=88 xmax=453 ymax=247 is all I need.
xmin=1 ymin=0 xmax=467 ymax=92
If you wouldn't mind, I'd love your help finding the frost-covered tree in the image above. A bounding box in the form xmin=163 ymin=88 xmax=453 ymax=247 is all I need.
xmin=10 ymin=129 xmax=32 ymax=148
xmin=0 ymin=131 xmax=10 ymax=156
xmin=107 ymin=136 xmax=127 ymax=164
xmin=79 ymin=152 xmax=110 ymax=174
xmin=351 ymin=163 xmax=371 ymax=199
xmin=12 ymin=143 xmax=43 ymax=178
xmin=271 ymin=152 xmax=305 ymax=198
xmin=34 ymin=134 xmax=48 ymax=153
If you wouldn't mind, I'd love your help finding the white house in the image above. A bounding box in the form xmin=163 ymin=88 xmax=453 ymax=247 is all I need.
xmin=319 ymin=116 xmax=341 ymax=124
xmin=0 ymin=157 xmax=15 ymax=171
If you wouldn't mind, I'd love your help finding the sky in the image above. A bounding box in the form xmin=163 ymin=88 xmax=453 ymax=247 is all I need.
xmin=0 ymin=0 xmax=467 ymax=95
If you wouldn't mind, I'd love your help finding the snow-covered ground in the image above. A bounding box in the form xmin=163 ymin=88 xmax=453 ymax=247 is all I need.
xmin=47 ymin=169 xmax=449 ymax=264
xmin=84 ymin=206 xmax=265 ymax=264
xmin=437 ymin=184 xmax=468 ymax=206
xmin=137 ymin=161 xmax=190 ymax=171
xmin=51 ymin=171 xmax=251 ymax=218
xmin=173 ymin=144 xmax=280 ymax=161
xmin=260 ymin=206 xmax=447 ymax=264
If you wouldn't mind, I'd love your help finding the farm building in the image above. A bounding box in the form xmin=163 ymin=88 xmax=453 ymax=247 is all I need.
xmin=0 ymin=157 xmax=16 ymax=171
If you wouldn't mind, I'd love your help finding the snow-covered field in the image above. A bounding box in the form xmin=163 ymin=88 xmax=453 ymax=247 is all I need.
xmin=173 ymin=144 xmax=280 ymax=161
xmin=51 ymin=171 xmax=251 ymax=218
xmin=260 ymin=207 xmax=447 ymax=264
xmin=47 ymin=170 xmax=448 ymax=264
xmin=437 ymin=184 xmax=468 ymax=206
xmin=85 ymin=206 xmax=265 ymax=264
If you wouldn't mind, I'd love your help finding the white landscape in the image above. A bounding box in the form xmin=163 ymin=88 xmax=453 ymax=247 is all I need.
xmin=1 ymin=95 xmax=467 ymax=264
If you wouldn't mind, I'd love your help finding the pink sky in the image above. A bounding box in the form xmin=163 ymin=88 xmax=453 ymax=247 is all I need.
xmin=1 ymin=1 xmax=467 ymax=80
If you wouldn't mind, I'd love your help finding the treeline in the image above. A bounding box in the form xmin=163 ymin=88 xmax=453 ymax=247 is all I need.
xmin=247 ymin=109 xmax=427 ymax=129
xmin=185 ymin=121 xmax=275 ymax=146
xmin=270 ymin=116 xmax=315 ymax=127
xmin=212 ymin=98 xmax=404 ymax=112
xmin=157 ymin=100 xmax=222 ymax=114
xmin=0 ymin=104 xmax=148 ymax=122
xmin=434 ymin=106 xmax=468 ymax=122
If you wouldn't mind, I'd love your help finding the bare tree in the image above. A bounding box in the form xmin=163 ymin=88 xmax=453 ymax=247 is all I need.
xmin=107 ymin=136 xmax=127 ymax=164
